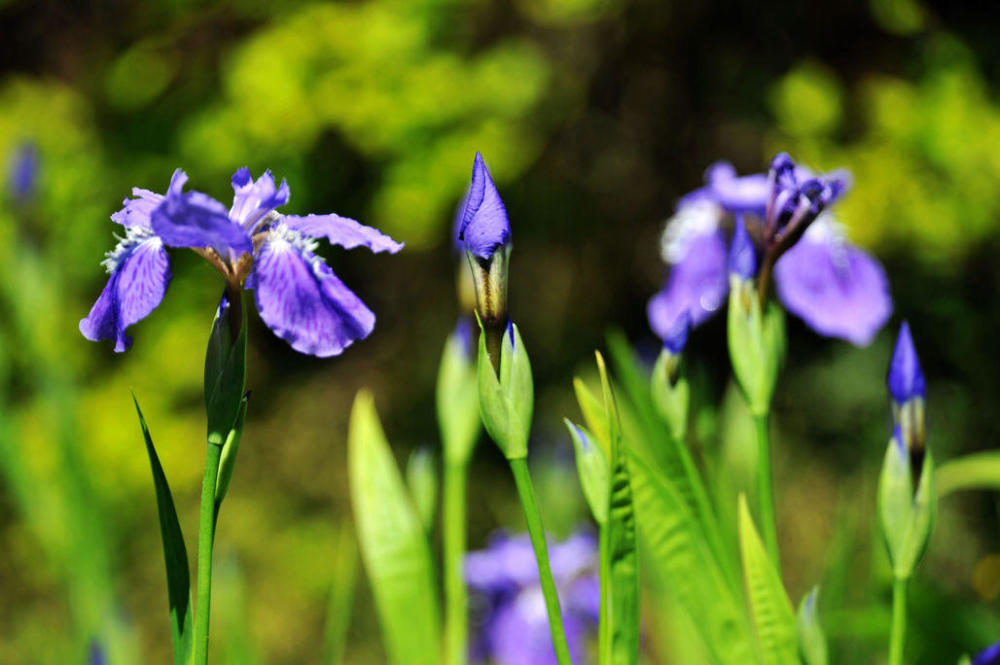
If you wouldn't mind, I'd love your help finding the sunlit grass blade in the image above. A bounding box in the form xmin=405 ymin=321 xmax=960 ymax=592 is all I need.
xmin=936 ymin=450 xmax=1000 ymax=497
xmin=133 ymin=395 xmax=193 ymax=665
xmin=629 ymin=451 xmax=754 ymax=664
xmin=594 ymin=352 xmax=640 ymax=665
xmin=738 ymin=494 xmax=798 ymax=665
xmin=322 ymin=524 xmax=359 ymax=665
xmin=348 ymin=390 xmax=441 ymax=665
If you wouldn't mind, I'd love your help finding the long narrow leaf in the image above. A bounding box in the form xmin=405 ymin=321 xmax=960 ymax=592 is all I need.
xmin=133 ymin=395 xmax=193 ymax=665
xmin=322 ymin=524 xmax=359 ymax=665
xmin=629 ymin=450 xmax=754 ymax=664
xmin=595 ymin=353 xmax=640 ymax=665
xmin=936 ymin=450 xmax=1000 ymax=497
xmin=738 ymin=494 xmax=798 ymax=665
xmin=348 ymin=391 xmax=440 ymax=665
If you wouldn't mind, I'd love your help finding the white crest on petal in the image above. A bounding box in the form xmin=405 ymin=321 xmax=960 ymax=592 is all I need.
xmin=102 ymin=226 xmax=162 ymax=275
xmin=265 ymin=221 xmax=319 ymax=255
xmin=659 ymin=200 xmax=723 ymax=264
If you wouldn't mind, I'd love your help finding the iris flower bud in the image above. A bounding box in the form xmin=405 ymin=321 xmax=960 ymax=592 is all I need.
xmin=888 ymin=321 xmax=925 ymax=460
xmin=476 ymin=319 xmax=533 ymax=460
xmin=651 ymin=310 xmax=691 ymax=442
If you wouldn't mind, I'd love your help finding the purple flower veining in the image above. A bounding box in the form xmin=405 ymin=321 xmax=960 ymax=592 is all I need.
xmin=648 ymin=155 xmax=891 ymax=348
xmin=80 ymin=168 xmax=403 ymax=356
xmin=466 ymin=530 xmax=599 ymax=665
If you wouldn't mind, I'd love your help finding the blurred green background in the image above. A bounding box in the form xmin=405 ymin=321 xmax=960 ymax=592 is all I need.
xmin=1 ymin=0 xmax=999 ymax=662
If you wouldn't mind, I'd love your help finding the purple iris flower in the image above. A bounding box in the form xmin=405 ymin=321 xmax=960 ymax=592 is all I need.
xmin=8 ymin=141 xmax=38 ymax=202
xmin=467 ymin=530 xmax=599 ymax=665
xmin=973 ymin=642 xmax=1000 ymax=665
xmin=887 ymin=321 xmax=925 ymax=404
xmin=648 ymin=155 xmax=891 ymax=347
xmin=80 ymin=168 xmax=403 ymax=355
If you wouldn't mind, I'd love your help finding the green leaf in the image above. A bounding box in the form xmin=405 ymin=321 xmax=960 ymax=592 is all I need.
xmin=629 ymin=451 xmax=754 ymax=664
xmin=738 ymin=494 xmax=798 ymax=665
xmin=573 ymin=377 xmax=611 ymax=455
xmin=348 ymin=390 xmax=441 ymax=665
xmin=597 ymin=352 xmax=640 ymax=665
xmin=406 ymin=448 xmax=438 ymax=534
xmin=936 ymin=450 xmax=1000 ymax=497
xmin=322 ymin=524 xmax=359 ymax=665
xmin=133 ymin=395 xmax=193 ymax=665
xmin=436 ymin=325 xmax=481 ymax=466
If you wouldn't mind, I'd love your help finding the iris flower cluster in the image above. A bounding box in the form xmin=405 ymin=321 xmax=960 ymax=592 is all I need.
xmin=79 ymin=168 xmax=403 ymax=356
xmin=648 ymin=154 xmax=892 ymax=348
xmin=466 ymin=531 xmax=599 ymax=665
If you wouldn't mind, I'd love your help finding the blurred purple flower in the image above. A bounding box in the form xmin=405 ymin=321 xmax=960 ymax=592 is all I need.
xmin=467 ymin=530 xmax=599 ymax=665
xmin=80 ymin=168 xmax=403 ymax=355
xmin=8 ymin=141 xmax=39 ymax=202
xmin=87 ymin=640 xmax=106 ymax=665
xmin=973 ymin=642 xmax=1000 ymax=665
xmin=728 ymin=215 xmax=756 ymax=279
xmin=648 ymin=155 xmax=890 ymax=347
xmin=457 ymin=153 xmax=510 ymax=260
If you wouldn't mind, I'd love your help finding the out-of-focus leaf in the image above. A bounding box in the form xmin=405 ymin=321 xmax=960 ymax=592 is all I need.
xmin=796 ymin=587 xmax=828 ymax=665
xmin=133 ymin=396 xmax=193 ymax=665
xmin=565 ymin=419 xmax=609 ymax=524
xmin=322 ymin=525 xmax=359 ymax=665
xmin=936 ymin=450 xmax=1000 ymax=497
xmin=573 ymin=377 xmax=611 ymax=455
xmin=348 ymin=390 xmax=440 ymax=665
xmin=595 ymin=352 xmax=640 ymax=665
xmin=406 ymin=448 xmax=438 ymax=534
xmin=738 ymin=494 xmax=798 ymax=665
xmin=629 ymin=451 xmax=754 ymax=664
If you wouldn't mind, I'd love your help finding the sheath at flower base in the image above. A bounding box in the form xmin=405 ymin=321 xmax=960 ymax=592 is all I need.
xmin=466 ymin=531 xmax=600 ymax=665
xmin=79 ymin=168 xmax=403 ymax=356
xmin=647 ymin=156 xmax=891 ymax=348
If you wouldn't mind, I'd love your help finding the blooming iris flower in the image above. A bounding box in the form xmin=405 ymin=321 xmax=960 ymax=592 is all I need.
xmin=80 ymin=168 xmax=403 ymax=356
xmin=466 ymin=531 xmax=599 ymax=665
xmin=648 ymin=155 xmax=891 ymax=347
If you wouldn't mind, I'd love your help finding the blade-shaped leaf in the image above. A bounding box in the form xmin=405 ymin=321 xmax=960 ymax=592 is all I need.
xmin=595 ymin=352 xmax=640 ymax=665
xmin=738 ymin=494 xmax=798 ymax=665
xmin=133 ymin=395 xmax=193 ymax=665
xmin=629 ymin=451 xmax=754 ymax=664
xmin=322 ymin=524 xmax=359 ymax=665
xmin=348 ymin=391 xmax=440 ymax=665
xmin=936 ymin=450 xmax=1000 ymax=498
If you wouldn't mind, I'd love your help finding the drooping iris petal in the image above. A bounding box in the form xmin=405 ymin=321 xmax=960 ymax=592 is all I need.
xmin=283 ymin=213 xmax=404 ymax=253
xmin=229 ymin=167 xmax=290 ymax=230
xmin=458 ymin=152 xmax=510 ymax=260
xmin=250 ymin=228 xmax=375 ymax=357
xmin=686 ymin=162 xmax=770 ymax=217
xmin=79 ymin=229 xmax=171 ymax=352
xmin=151 ymin=170 xmax=252 ymax=254
xmin=774 ymin=222 xmax=891 ymax=347
xmin=487 ymin=588 xmax=590 ymax=665
xmin=110 ymin=170 xmax=185 ymax=229
xmin=973 ymin=642 xmax=1000 ymax=665
xmin=648 ymin=227 xmax=729 ymax=338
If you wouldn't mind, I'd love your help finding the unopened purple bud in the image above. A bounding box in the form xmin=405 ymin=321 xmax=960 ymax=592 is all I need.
xmin=453 ymin=317 xmax=474 ymax=359
xmin=662 ymin=309 xmax=691 ymax=355
xmin=8 ymin=141 xmax=38 ymax=202
xmin=888 ymin=321 xmax=925 ymax=404
xmin=458 ymin=153 xmax=511 ymax=260
xmin=728 ymin=215 xmax=756 ymax=279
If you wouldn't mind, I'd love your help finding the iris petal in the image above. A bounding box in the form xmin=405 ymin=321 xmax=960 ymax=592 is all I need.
xmin=250 ymin=231 xmax=375 ymax=357
xmin=151 ymin=170 xmax=252 ymax=254
xmin=648 ymin=228 xmax=729 ymax=338
xmin=283 ymin=213 xmax=404 ymax=254
xmin=79 ymin=231 xmax=171 ymax=352
xmin=458 ymin=153 xmax=510 ymax=260
xmin=774 ymin=225 xmax=892 ymax=346
xmin=229 ymin=167 xmax=290 ymax=230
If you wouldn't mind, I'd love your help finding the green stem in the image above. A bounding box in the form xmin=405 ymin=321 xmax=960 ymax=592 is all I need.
xmin=598 ymin=522 xmax=610 ymax=664
xmin=443 ymin=462 xmax=469 ymax=665
xmin=193 ymin=441 xmax=224 ymax=665
xmin=888 ymin=577 xmax=908 ymax=665
xmin=754 ymin=413 xmax=780 ymax=570
xmin=508 ymin=457 xmax=573 ymax=665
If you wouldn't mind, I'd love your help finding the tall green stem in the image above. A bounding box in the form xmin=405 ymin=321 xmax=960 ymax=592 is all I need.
xmin=443 ymin=462 xmax=469 ymax=665
xmin=508 ymin=457 xmax=572 ymax=665
xmin=193 ymin=441 xmax=223 ymax=665
xmin=754 ymin=413 xmax=780 ymax=570
xmin=888 ymin=577 xmax=908 ymax=665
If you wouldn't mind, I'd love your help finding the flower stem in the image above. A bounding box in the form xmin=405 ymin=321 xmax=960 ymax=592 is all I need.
xmin=193 ymin=441 xmax=224 ymax=665
xmin=508 ymin=457 xmax=573 ymax=665
xmin=443 ymin=461 xmax=469 ymax=665
xmin=754 ymin=412 xmax=780 ymax=571
xmin=888 ymin=577 xmax=908 ymax=665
